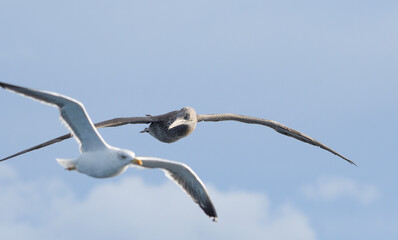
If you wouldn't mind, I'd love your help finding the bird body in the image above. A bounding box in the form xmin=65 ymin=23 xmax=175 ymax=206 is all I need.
xmin=142 ymin=107 xmax=197 ymax=143
xmin=145 ymin=123 xmax=192 ymax=143
xmin=59 ymin=147 xmax=135 ymax=178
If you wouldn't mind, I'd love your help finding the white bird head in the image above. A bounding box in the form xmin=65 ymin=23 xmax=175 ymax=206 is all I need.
xmin=117 ymin=149 xmax=143 ymax=166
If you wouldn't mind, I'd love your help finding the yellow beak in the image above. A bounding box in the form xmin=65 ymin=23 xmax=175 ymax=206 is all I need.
xmin=132 ymin=158 xmax=143 ymax=166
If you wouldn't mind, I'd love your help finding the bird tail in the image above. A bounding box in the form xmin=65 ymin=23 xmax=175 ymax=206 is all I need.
xmin=56 ymin=158 xmax=77 ymax=170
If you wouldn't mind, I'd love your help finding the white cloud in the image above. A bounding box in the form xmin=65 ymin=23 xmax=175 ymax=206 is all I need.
xmin=301 ymin=176 xmax=379 ymax=205
xmin=0 ymin=166 xmax=315 ymax=240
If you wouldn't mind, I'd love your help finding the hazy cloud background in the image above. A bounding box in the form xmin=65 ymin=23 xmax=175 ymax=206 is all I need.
xmin=0 ymin=165 xmax=315 ymax=240
xmin=301 ymin=176 xmax=379 ymax=205
xmin=0 ymin=0 xmax=397 ymax=239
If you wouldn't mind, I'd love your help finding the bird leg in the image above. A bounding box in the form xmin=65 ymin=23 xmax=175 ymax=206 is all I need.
xmin=140 ymin=127 xmax=150 ymax=133
xmin=66 ymin=166 xmax=76 ymax=171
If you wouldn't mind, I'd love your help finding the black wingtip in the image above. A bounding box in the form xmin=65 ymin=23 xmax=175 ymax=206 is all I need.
xmin=0 ymin=82 xmax=23 ymax=91
xmin=348 ymin=159 xmax=358 ymax=167
xmin=202 ymin=201 xmax=218 ymax=222
xmin=339 ymin=154 xmax=357 ymax=167
xmin=0 ymin=156 xmax=12 ymax=162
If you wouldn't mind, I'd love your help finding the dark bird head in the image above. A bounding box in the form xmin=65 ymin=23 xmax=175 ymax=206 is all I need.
xmin=143 ymin=107 xmax=198 ymax=143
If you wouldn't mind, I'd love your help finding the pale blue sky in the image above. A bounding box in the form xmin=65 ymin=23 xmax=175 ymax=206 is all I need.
xmin=0 ymin=1 xmax=397 ymax=239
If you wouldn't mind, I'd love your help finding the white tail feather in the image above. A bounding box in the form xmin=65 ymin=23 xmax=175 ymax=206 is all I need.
xmin=56 ymin=158 xmax=77 ymax=169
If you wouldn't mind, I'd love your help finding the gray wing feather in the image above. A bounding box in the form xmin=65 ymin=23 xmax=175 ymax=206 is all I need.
xmin=0 ymin=82 xmax=107 ymax=152
xmin=0 ymin=115 xmax=157 ymax=162
xmin=0 ymin=133 xmax=72 ymax=162
xmin=0 ymin=116 xmax=155 ymax=162
xmin=95 ymin=110 xmax=179 ymax=127
xmin=94 ymin=116 xmax=154 ymax=128
xmin=197 ymin=113 xmax=356 ymax=165
xmin=134 ymin=156 xmax=217 ymax=221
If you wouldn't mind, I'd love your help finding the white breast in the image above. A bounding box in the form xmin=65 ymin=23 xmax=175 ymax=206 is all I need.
xmin=75 ymin=149 xmax=128 ymax=178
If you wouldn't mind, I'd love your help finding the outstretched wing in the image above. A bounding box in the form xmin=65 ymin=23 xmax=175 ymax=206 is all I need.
xmin=96 ymin=110 xmax=179 ymax=128
xmin=0 ymin=116 xmax=155 ymax=162
xmin=0 ymin=133 xmax=72 ymax=162
xmin=0 ymin=109 xmax=176 ymax=161
xmin=197 ymin=113 xmax=355 ymax=165
xmin=134 ymin=156 xmax=217 ymax=221
xmin=94 ymin=116 xmax=154 ymax=128
xmin=0 ymin=82 xmax=107 ymax=152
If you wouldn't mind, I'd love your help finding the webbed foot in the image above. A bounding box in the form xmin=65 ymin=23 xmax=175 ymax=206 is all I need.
xmin=140 ymin=128 xmax=150 ymax=133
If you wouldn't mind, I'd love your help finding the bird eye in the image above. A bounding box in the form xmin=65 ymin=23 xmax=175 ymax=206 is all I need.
xmin=120 ymin=154 xmax=127 ymax=160
xmin=184 ymin=114 xmax=190 ymax=120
